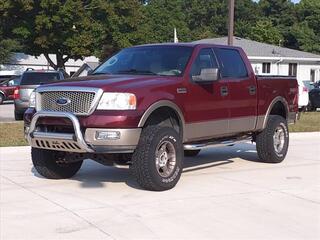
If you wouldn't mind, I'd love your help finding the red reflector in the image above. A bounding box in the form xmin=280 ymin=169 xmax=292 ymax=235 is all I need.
xmin=303 ymin=87 xmax=308 ymax=92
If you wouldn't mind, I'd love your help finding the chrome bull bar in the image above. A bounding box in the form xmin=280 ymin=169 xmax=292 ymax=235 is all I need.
xmin=27 ymin=111 xmax=94 ymax=153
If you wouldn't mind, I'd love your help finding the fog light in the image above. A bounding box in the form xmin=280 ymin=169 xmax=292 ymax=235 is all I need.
xmin=95 ymin=131 xmax=120 ymax=140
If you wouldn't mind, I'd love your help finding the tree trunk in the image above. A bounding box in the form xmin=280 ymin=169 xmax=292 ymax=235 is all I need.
xmin=44 ymin=53 xmax=69 ymax=70
xmin=44 ymin=53 xmax=58 ymax=70
xmin=56 ymin=53 xmax=65 ymax=70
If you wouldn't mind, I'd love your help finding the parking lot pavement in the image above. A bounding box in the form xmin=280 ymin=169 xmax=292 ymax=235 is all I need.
xmin=0 ymin=132 xmax=319 ymax=240
xmin=0 ymin=102 xmax=16 ymax=122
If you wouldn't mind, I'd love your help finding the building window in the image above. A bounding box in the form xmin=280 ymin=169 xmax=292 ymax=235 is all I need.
xmin=289 ymin=63 xmax=297 ymax=76
xmin=310 ymin=69 xmax=315 ymax=82
xmin=262 ymin=63 xmax=271 ymax=74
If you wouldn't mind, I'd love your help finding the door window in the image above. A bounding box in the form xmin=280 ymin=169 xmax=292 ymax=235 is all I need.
xmin=214 ymin=48 xmax=248 ymax=78
xmin=190 ymin=48 xmax=218 ymax=77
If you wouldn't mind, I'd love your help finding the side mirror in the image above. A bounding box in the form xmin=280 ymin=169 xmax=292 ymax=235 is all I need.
xmin=192 ymin=68 xmax=219 ymax=83
xmin=87 ymin=69 xmax=94 ymax=75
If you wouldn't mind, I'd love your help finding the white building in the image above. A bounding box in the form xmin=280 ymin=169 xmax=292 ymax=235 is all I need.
xmin=0 ymin=53 xmax=100 ymax=76
xmin=195 ymin=37 xmax=320 ymax=84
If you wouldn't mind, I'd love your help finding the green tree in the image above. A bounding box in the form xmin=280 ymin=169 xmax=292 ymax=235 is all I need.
xmin=183 ymin=0 xmax=228 ymax=40
xmin=141 ymin=0 xmax=190 ymax=43
xmin=90 ymin=0 xmax=146 ymax=60
xmin=1 ymin=0 xmax=102 ymax=70
xmin=0 ymin=1 xmax=20 ymax=65
xmin=288 ymin=0 xmax=320 ymax=54
xmin=234 ymin=0 xmax=260 ymax=38
xmin=0 ymin=38 xmax=20 ymax=65
xmin=248 ymin=19 xmax=283 ymax=45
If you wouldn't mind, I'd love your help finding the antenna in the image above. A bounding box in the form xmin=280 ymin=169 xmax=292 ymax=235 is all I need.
xmin=174 ymin=28 xmax=179 ymax=43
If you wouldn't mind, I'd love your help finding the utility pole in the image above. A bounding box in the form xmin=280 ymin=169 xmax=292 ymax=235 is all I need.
xmin=228 ymin=0 xmax=235 ymax=45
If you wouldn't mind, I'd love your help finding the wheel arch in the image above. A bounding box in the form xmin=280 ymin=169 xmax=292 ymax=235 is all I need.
xmin=262 ymin=96 xmax=289 ymax=129
xmin=138 ymin=100 xmax=186 ymax=141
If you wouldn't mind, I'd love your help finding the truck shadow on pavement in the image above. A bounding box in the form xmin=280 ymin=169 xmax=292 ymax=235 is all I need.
xmin=31 ymin=143 xmax=259 ymax=190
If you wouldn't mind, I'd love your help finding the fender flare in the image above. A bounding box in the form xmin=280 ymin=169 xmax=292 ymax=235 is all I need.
xmin=262 ymin=96 xmax=289 ymax=129
xmin=138 ymin=100 xmax=186 ymax=141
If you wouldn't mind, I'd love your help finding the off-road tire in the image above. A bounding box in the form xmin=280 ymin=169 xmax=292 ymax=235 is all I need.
xmin=14 ymin=111 xmax=24 ymax=121
xmin=130 ymin=126 xmax=183 ymax=191
xmin=0 ymin=93 xmax=4 ymax=104
xmin=256 ymin=115 xmax=289 ymax=163
xmin=32 ymin=148 xmax=83 ymax=179
xmin=184 ymin=150 xmax=201 ymax=157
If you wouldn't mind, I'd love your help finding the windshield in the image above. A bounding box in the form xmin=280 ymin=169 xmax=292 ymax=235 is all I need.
xmin=93 ymin=46 xmax=193 ymax=76
xmin=20 ymin=72 xmax=61 ymax=85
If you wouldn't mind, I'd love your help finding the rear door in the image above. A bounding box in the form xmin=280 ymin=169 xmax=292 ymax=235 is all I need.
xmin=214 ymin=48 xmax=258 ymax=134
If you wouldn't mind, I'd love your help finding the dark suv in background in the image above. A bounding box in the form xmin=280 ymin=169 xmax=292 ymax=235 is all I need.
xmin=14 ymin=70 xmax=64 ymax=120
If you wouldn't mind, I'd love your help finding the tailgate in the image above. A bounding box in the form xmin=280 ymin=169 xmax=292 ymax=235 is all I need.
xmin=19 ymin=85 xmax=37 ymax=101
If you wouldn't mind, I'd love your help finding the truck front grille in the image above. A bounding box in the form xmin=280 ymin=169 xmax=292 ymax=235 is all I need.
xmin=38 ymin=91 xmax=96 ymax=115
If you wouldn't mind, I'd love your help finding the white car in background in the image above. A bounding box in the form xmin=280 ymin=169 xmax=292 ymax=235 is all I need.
xmin=298 ymin=80 xmax=309 ymax=111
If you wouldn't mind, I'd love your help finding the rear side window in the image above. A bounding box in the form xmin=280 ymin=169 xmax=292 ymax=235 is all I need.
xmin=20 ymin=72 xmax=61 ymax=85
xmin=214 ymin=48 xmax=248 ymax=78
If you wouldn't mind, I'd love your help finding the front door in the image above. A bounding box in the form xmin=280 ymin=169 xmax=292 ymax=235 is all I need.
xmin=183 ymin=47 xmax=230 ymax=142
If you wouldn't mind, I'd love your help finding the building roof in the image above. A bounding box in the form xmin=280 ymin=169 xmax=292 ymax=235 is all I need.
xmin=6 ymin=53 xmax=99 ymax=67
xmin=194 ymin=37 xmax=320 ymax=60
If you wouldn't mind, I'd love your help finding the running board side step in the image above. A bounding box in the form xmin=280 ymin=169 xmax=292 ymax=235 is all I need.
xmin=183 ymin=138 xmax=251 ymax=150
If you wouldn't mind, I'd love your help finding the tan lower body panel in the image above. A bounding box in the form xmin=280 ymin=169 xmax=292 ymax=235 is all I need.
xmin=185 ymin=116 xmax=259 ymax=142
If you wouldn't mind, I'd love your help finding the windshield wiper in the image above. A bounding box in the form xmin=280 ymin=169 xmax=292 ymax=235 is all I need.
xmin=116 ymin=69 xmax=157 ymax=75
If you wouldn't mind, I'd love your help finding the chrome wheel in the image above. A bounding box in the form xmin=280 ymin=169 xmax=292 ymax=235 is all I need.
xmin=155 ymin=141 xmax=176 ymax=177
xmin=273 ymin=125 xmax=285 ymax=154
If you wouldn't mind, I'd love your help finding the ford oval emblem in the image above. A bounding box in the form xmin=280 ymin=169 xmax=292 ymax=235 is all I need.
xmin=56 ymin=97 xmax=71 ymax=106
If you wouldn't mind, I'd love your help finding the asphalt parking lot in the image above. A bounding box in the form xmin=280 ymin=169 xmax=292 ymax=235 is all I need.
xmin=1 ymin=132 xmax=319 ymax=240
xmin=0 ymin=102 xmax=16 ymax=122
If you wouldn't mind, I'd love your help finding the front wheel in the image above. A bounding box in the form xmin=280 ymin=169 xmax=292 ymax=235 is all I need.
xmin=256 ymin=115 xmax=289 ymax=163
xmin=130 ymin=126 xmax=183 ymax=191
xmin=32 ymin=148 xmax=83 ymax=179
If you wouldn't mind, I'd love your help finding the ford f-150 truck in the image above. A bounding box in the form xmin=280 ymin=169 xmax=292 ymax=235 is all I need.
xmin=24 ymin=43 xmax=298 ymax=191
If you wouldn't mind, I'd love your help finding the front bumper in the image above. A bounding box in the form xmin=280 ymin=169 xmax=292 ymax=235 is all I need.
xmin=26 ymin=111 xmax=141 ymax=153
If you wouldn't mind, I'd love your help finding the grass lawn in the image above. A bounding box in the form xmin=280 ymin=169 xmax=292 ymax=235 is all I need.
xmin=289 ymin=111 xmax=320 ymax=132
xmin=0 ymin=112 xmax=319 ymax=147
xmin=0 ymin=122 xmax=27 ymax=147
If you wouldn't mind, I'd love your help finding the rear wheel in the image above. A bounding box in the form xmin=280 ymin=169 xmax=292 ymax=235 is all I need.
xmin=130 ymin=126 xmax=183 ymax=191
xmin=184 ymin=149 xmax=201 ymax=157
xmin=256 ymin=115 xmax=289 ymax=163
xmin=32 ymin=148 xmax=83 ymax=179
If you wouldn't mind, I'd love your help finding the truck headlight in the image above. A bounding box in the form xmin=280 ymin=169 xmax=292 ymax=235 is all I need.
xmin=29 ymin=91 xmax=36 ymax=108
xmin=97 ymin=93 xmax=137 ymax=110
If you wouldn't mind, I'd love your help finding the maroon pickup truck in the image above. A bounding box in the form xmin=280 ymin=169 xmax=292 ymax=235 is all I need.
xmin=24 ymin=43 xmax=298 ymax=191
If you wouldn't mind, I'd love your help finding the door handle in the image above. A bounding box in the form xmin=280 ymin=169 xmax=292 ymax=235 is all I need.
xmin=248 ymin=85 xmax=256 ymax=95
xmin=220 ymin=86 xmax=228 ymax=96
